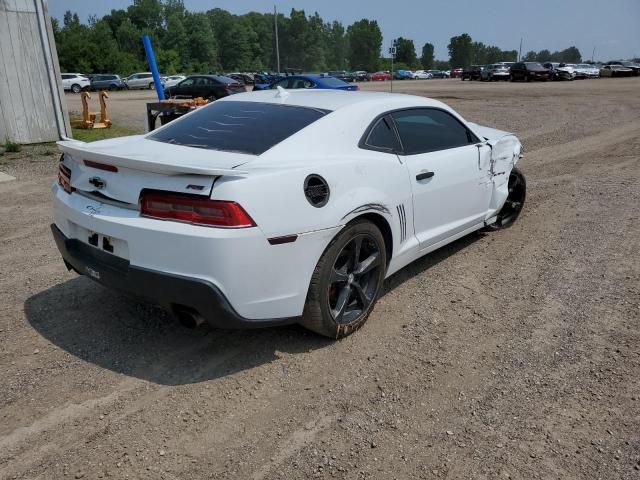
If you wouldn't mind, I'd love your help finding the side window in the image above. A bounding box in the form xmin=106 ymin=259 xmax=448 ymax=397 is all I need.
xmin=179 ymin=78 xmax=194 ymax=87
xmin=271 ymin=78 xmax=291 ymax=89
xmin=391 ymin=109 xmax=477 ymax=155
xmin=61 ymin=74 xmax=71 ymax=79
xmin=363 ymin=116 xmax=400 ymax=152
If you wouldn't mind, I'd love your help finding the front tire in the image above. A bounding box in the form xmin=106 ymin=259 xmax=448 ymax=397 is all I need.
xmin=71 ymin=84 xmax=81 ymax=93
xmin=488 ymin=167 xmax=526 ymax=229
xmin=302 ymin=220 xmax=387 ymax=338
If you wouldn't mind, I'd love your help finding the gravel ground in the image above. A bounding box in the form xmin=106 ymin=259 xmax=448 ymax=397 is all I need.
xmin=1 ymin=78 xmax=639 ymax=479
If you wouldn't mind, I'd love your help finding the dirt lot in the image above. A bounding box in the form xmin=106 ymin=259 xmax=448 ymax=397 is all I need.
xmin=1 ymin=78 xmax=639 ymax=479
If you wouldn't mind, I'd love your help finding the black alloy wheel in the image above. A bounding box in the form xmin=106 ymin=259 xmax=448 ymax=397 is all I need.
xmin=328 ymin=234 xmax=382 ymax=324
xmin=302 ymin=220 xmax=386 ymax=338
xmin=490 ymin=167 xmax=526 ymax=229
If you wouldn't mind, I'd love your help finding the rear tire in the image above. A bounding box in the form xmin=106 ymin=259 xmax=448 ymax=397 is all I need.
xmin=301 ymin=220 xmax=387 ymax=339
xmin=149 ymin=82 xmax=155 ymax=90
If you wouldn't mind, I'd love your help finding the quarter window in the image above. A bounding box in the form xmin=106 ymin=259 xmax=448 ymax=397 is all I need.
xmin=391 ymin=109 xmax=477 ymax=154
xmin=364 ymin=117 xmax=400 ymax=152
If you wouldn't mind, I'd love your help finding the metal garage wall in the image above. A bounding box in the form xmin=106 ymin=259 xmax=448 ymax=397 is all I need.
xmin=0 ymin=0 xmax=70 ymax=144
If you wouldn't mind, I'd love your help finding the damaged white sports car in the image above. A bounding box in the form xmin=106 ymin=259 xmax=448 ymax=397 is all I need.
xmin=52 ymin=89 xmax=525 ymax=338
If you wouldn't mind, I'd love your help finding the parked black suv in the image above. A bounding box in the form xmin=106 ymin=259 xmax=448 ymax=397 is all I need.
xmin=90 ymin=74 xmax=126 ymax=91
xmin=509 ymin=62 xmax=550 ymax=81
xmin=164 ymin=75 xmax=246 ymax=100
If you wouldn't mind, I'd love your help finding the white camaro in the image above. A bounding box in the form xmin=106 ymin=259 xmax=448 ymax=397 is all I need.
xmin=52 ymin=89 xmax=526 ymax=338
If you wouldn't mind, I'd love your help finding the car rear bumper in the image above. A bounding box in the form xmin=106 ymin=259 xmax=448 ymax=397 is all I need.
xmin=51 ymin=223 xmax=296 ymax=329
xmin=51 ymin=183 xmax=338 ymax=323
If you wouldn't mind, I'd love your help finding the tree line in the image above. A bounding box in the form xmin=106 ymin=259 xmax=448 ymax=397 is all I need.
xmin=53 ymin=0 xmax=584 ymax=75
xmin=53 ymin=0 xmax=383 ymax=74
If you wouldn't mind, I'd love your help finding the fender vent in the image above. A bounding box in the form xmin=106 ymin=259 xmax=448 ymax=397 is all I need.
xmin=396 ymin=204 xmax=407 ymax=243
xmin=304 ymin=174 xmax=330 ymax=208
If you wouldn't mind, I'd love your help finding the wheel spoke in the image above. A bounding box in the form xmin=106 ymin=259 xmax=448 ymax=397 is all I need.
xmin=332 ymin=286 xmax=351 ymax=321
xmin=351 ymin=236 xmax=363 ymax=269
xmin=354 ymin=252 xmax=380 ymax=275
xmin=351 ymin=281 xmax=372 ymax=308
xmin=330 ymin=265 xmax=349 ymax=283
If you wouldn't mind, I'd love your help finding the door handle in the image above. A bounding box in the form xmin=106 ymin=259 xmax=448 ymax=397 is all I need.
xmin=416 ymin=171 xmax=435 ymax=181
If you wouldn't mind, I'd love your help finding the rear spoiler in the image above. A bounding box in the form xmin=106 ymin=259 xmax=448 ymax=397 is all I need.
xmin=57 ymin=140 xmax=249 ymax=177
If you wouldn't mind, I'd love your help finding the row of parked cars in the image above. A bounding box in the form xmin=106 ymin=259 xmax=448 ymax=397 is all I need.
xmin=62 ymin=59 xmax=639 ymax=95
xmin=60 ymin=72 xmax=189 ymax=93
xmin=457 ymin=60 xmax=639 ymax=82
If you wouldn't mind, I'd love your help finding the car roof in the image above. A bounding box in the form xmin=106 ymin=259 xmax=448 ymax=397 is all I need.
xmin=218 ymin=89 xmax=450 ymax=114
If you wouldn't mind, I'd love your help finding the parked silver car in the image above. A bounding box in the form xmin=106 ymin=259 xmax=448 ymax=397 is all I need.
xmin=481 ymin=64 xmax=510 ymax=81
xmin=124 ymin=72 xmax=163 ymax=90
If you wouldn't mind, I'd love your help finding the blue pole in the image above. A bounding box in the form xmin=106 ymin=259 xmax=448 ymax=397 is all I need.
xmin=142 ymin=35 xmax=165 ymax=101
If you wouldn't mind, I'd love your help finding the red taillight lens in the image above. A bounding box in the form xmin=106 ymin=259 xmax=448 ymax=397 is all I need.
xmin=58 ymin=157 xmax=74 ymax=194
xmin=84 ymin=159 xmax=118 ymax=172
xmin=140 ymin=192 xmax=256 ymax=228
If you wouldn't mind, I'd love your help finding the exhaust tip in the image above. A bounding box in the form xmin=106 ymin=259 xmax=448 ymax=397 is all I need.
xmin=173 ymin=306 xmax=204 ymax=329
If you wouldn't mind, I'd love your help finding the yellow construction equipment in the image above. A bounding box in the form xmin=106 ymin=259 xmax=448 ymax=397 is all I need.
xmin=70 ymin=91 xmax=112 ymax=129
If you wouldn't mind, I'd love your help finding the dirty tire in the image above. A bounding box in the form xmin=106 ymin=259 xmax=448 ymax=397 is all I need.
xmin=488 ymin=167 xmax=527 ymax=230
xmin=302 ymin=220 xmax=386 ymax=339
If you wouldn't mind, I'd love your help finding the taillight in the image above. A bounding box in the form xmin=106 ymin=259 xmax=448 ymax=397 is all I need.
xmin=140 ymin=191 xmax=256 ymax=228
xmin=84 ymin=159 xmax=118 ymax=172
xmin=58 ymin=156 xmax=74 ymax=194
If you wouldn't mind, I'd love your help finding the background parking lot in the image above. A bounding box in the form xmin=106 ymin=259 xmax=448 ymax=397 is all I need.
xmin=1 ymin=78 xmax=639 ymax=479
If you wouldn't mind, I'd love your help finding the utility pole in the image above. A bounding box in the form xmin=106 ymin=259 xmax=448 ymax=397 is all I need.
xmin=390 ymin=39 xmax=397 ymax=93
xmin=518 ymin=37 xmax=523 ymax=61
xmin=274 ymin=5 xmax=280 ymax=74
xmin=591 ymin=47 xmax=596 ymax=63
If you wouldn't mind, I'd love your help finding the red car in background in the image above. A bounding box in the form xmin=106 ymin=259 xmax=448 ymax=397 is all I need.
xmin=450 ymin=68 xmax=463 ymax=78
xmin=370 ymin=71 xmax=392 ymax=81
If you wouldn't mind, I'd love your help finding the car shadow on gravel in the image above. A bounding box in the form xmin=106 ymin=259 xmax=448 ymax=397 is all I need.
xmin=24 ymin=277 xmax=332 ymax=386
xmin=24 ymin=231 xmax=485 ymax=386
xmin=382 ymin=230 xmax=485 ymax=295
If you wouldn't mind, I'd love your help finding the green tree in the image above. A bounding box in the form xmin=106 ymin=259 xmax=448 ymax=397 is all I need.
xmin=420 ymin=42 xmax=434 ymax=69
xmin=207 ymin=9 xmax=254 ymax=71
xmin=305 ymin=12 xmax=327 ymax=71
xmin=184 ymin=11 xmax=218 ymax=72
xmin=471 ymin=41 xmax=487 ymax=64
xmin=558 ymin=46 xmax=581 ymax=63
xmin=448 ymin=33 xmax=473 ymax=67
xmin=244 ymin=12 xmax=273 ymax=70
xmin=501 ymin=49 xmax=518 ymax=62
xmin=347 ymin=19 xmax=382 ymax=71
xmin=484 ymin=46 xmax=503 ymax=64
xmin=433 ymin=60 xmax=451 ymax=71
xmin=326 ymin=21 xmax=348 ymax=70
xmin=523 ymin=50 xmax=537 ymax=61
xmin=536 ymin=49 xmax=551 ymax=62
xmin=395 ymin=37 xmax=417 ymax=66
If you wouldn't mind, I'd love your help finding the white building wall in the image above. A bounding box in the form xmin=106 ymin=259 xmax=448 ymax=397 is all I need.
xmin=0 ymin=0 xmax=69 ymax=144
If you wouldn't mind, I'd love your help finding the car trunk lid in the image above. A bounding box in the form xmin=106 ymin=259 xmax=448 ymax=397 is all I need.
xmin=58 ymin=136 xmax=251 ymax=205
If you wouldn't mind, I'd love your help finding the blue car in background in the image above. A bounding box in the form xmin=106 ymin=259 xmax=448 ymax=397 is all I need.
xmin=253 ymin=74 xmax=358 ymax=91
xmin=393 ymin=69 xmax=414 ymax=80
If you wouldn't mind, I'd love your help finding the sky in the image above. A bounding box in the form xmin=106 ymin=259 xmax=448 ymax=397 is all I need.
xmin=48 ymin=0 xmax=640 ymax=61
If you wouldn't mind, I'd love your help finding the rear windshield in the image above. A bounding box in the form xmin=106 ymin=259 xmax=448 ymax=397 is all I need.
xmin=148 ymin=101 xmax=330 ymax=155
